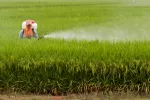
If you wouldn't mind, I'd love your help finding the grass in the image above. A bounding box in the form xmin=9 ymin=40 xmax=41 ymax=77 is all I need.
xmin=1 ymin=0 xmax=150 ymax=95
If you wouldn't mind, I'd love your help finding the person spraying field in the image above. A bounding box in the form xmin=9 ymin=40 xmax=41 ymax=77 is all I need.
xmin=19 ymin=20 xmax=39 ymax=39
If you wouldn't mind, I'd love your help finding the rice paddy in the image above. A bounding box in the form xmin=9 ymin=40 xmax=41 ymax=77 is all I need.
xmin=0 ymin=0 xmax=150 ymax=95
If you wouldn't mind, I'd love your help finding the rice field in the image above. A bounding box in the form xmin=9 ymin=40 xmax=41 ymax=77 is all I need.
xmin=1 ymin=0 xmax=150 ymax=95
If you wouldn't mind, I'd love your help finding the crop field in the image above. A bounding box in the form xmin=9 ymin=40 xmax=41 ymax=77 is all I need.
xmin=1 ymin=0 xmax=150 ymax=96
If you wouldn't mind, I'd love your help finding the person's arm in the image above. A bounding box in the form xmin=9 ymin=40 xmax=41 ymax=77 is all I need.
xmin=33 ymin=29 xmax=39 ymax=38
xmin=19 ymin=30 xmax=24 ymax=39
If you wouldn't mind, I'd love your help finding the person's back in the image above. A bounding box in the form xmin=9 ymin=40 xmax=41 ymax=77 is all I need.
xmin=19 ymin=20 xmax=39 ymax=39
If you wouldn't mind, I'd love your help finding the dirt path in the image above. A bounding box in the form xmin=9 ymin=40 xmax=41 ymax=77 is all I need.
xmin=0 ymin=93 xmax=150 ymax=100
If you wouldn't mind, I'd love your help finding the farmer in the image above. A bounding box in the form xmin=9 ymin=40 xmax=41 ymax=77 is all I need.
xmin=19 ymin=20 xmax=39 ymax=39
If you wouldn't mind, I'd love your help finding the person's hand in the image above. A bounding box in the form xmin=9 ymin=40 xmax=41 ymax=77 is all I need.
xmin=27 ymin=35 xmax=32 ymax=39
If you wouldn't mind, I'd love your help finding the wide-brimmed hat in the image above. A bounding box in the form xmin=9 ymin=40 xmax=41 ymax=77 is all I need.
xmin=26 ymin=20 xmax=32 ymax=25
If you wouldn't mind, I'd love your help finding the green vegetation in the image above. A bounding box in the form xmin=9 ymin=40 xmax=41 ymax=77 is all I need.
xmin=0 ymin=0 xmax=150 ymax=94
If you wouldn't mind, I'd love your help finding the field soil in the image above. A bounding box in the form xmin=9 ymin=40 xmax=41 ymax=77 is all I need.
xmin=0 ymin=92 xmax=150 ymax=100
